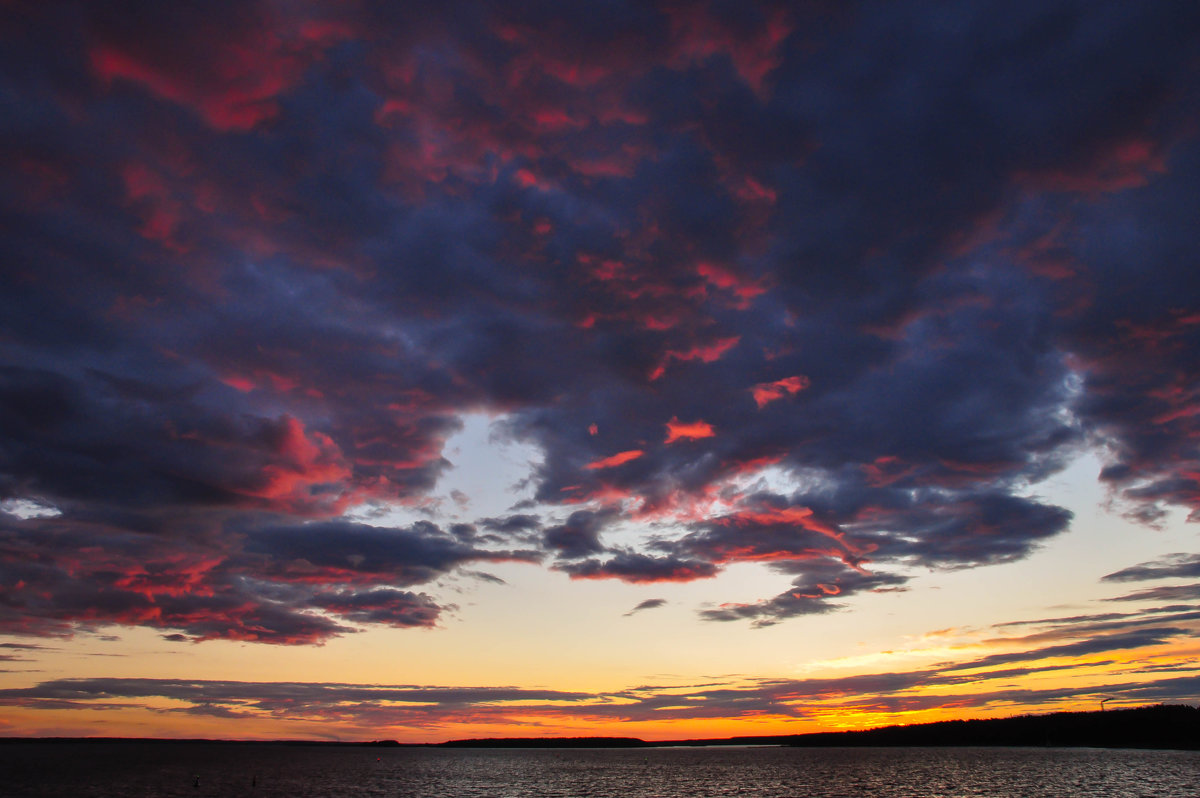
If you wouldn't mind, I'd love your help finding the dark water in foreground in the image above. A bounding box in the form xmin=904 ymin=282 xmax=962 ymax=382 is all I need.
xmin=3 ymin=743 xmax=1199 ymax=797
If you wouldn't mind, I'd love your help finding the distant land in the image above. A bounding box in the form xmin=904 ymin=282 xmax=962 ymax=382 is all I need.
xmin=2 ymin=705 xmax=1197 ymax=751
xmin=438 ymin=705 xmax=1200 ymax=751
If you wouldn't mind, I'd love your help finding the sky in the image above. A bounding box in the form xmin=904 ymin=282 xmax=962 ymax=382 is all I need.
xmin=1 ymin=0 xmax=1200 ymax=743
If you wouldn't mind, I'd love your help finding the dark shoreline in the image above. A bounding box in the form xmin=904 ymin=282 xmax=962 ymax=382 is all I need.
xmin=2 ymin=704 xmax=1197 ymax=751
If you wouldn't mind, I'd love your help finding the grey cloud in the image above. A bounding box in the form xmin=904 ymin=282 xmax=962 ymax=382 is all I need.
xmin=624 ymin=598 xmax=667 ymax=616
xmin=1103 ymin=553 xmax=1200 ymax=583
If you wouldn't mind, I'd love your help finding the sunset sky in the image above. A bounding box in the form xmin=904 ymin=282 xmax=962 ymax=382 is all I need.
xmin=2 ymin=1 xmax=1200 ymax=743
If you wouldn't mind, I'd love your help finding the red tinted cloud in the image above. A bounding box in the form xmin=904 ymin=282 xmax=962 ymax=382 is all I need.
xmin=87 ymin=3 xmax=348 ymax=131
xmin=862 ymin=456 xmax=917 ymax=487
xmin=236 ymin=415 xmax=353 ymax=513
xmin=91 ymin=44 xmax=292 ymax=131
xmin=734 ymin=506 xmax=868 ymax=556
xmin=585 ymin=450 xmax=645 ymax=470
xmin=117 ymin=161 xmax=189 ymax=251
xmin=697 ymin=262 xmax=768 ymax=309
xmin=751 ymin=375 xmax=810 ymax=408
xmin=4 ymin=0 xmax=1200 ymax=648
xmin=651 ymin=336 xmax=740 ymax=380
xmin=1018 ymin=136 xmax=1169 ymax=194
xmin=665 ymin=417 xmax=715 ymax=444
xmin=665 ymin=2 xmax=792 ymax=95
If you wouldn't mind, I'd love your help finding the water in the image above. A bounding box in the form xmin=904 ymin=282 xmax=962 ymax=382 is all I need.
xmin=2 ymin=743 xmax=1198 ymax=797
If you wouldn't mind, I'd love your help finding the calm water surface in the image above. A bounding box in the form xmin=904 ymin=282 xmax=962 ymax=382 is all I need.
xmin=3 ymin=743 xmax=1198 ymax=797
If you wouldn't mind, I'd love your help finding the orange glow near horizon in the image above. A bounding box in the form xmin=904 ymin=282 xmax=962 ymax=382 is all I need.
xmin=6 ymin=621 xmax=1197 ymax=743
xmin=1 ymin=683 xmax=1181 ymax=744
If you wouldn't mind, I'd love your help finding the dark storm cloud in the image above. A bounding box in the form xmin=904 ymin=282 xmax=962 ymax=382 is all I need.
xmin=0 ymin=512 xmax=529 ymax=641
xmin=1 ymin=0 xmax=1199 ymax=641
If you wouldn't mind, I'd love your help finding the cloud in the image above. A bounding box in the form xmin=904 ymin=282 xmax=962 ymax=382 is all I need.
xmin=651 ymin=336 xmax=740 ymax=381
xmin=938 ymin=627 xmax=1185 ymax=673
xmin=3 ymin=603 xmax=1195 ymax=730
xmin=585 ymin=450 xmax=645 ymax=470
xmin=240 ymin=519 xmax=536 ymax=586
xmin=664 ymin=418 xmax=716 ymax=444
xmin=558 ymin=552 xmax=719 ymax=584
xmin=1102 ymin=554 xmax=1200 ymax=582
xmin=85 ymin=1 xmax=345 ymax=131
xmin=700 ymin=561 xmax=907 ymax=626
xmin=476 ymin=514 xmax=544 ymax=546
xmin=0 ymin=0 xmax=1198 ymax=644
xmin=307 ymin=589 xmax=443 ymax=628
xmin=750 ymin=376 xmax=809 ymax=409
xmin=1106 ymin=584 xmax=1200 ymax=604
xmin=863 ymin=492 xmax=1075 ymax=569
xmin=542 ymin=509 xmax=615 ymax=559
xmin=0 ymin=498 xmax=61 ymax=519
xmin=0 ymin=678 xmax=595 ymax=717
xmin=0 ymin=512 xmax=535 ymax=643
xmin=624 ymin=598 xmax=667 ymax=616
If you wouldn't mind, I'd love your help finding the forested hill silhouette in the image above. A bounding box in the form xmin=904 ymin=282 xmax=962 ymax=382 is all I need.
xmin=784 ymin=704 xmax=1199 ymax=750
